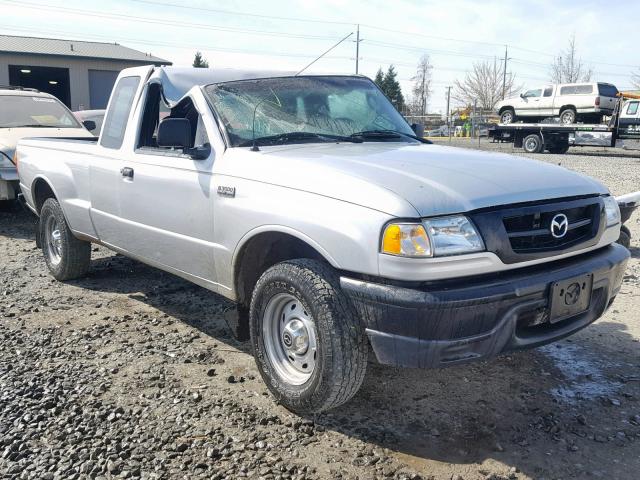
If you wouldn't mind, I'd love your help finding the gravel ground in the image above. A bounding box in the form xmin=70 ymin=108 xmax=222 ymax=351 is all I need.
xmin=1 ymin=140 xmax=639 ymax=480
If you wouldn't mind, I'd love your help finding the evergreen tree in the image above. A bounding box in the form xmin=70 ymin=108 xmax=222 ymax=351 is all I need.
xmin=382 ymin=65 xmax=404 ymax=111
xmin=193 ymin=51 xmax=209 ymax=68
xmin=373 ymin=68 xmax=385 ymax=89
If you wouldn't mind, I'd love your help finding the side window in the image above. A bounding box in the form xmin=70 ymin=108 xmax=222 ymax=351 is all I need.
xmin=560 ymin=86 xmax=575 ymax=95
xmin=101 ymin=76 xmax=140 ymax=149
xmin=627 ymin=102 xmax=639 ymax=116
xmin=543 ymin=87 xmax=553 ymax=97
xmin=137 ymin=85 xmax=208 ymax=152
xmin=574 ymin=85 xmax=593 ymax=94
xmin=523 ymin=89 xmax=542 ymax=98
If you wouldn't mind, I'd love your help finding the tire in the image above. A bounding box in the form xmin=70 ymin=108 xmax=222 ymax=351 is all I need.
xmin=617 ymin=226 xmax=631 ymax=249
xmin=548 ymin=143 xmax=570 ymax=154
xmin=250 ymin=259 xmax=368 ymax=414
xmin=40 ymin=198 xmax=91 ymax=281
xmin=523 ymin=133 xmax=543 ymax=153
xmin=500 ymin=109 xmax=516 ymax=124
xmin=560 ymin=108 xmax=576 ymax=124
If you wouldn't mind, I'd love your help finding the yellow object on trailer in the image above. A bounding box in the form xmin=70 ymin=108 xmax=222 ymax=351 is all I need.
xmin=617 ymin=92 xmax=640 ymax=100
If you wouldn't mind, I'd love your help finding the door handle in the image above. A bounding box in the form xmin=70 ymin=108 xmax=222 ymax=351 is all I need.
xmin=120 ymin=167 xmax=134 ymax=179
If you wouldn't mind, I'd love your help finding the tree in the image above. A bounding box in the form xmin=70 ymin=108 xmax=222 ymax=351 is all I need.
xmin=632 ymin=71 xmax=640 ymax=90
xmin=381 ymin=65 xmax=405 ymax=111
xmin=550 ymin=35 xmax=592 ymax=83
xmin=192 ymin=51 xmax=209 ymax=68
xmin=373 ymin=68 xmax=385 ymax=88
xmin=410 ymin=54 xmax=432 ymax=116
xmin=453 ymin=59 xmax=517 ymax=110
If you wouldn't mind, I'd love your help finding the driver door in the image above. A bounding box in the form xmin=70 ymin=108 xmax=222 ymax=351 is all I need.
xmin=114 ymin=86 xmax=218 ymax=282
xmin=518 ymin=88 xmax=543 ymax=117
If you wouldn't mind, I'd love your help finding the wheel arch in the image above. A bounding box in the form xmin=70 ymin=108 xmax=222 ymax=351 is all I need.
xmin=559 ymin=104 xmax=577 ymax=114
xmin=31 ymin=176 xmax=60 ymax=214
xmin=498 ymin=105 xmax=514 ymax=114
xmin=232 ymin=227 xmax=339 ymax=308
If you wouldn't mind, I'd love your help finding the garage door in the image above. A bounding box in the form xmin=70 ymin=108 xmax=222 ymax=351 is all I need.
xmin=89 ymin=70 xmax=119 ymax=109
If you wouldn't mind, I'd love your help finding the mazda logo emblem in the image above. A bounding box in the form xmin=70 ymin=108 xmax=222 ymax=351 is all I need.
xmin=564 ymin=282 xmax=581 ymax=305
xmin=282 ymin=332 xmax=293 ymax=347
xmin=550 ymin=213 xmax=569 ymax=238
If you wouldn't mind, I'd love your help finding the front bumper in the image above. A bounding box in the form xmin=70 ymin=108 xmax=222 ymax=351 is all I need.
xmin=341 ymin=244 xmax=629 ymax=369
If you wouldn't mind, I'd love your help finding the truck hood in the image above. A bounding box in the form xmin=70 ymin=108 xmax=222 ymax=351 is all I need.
xmin=0 ymin=127 xmax=92 ymax=158
xmin=228 ymin=142 xmax=607 ymax=217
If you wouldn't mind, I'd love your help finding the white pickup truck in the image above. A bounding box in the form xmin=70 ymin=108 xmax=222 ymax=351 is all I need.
xmin=16 ymin=66 xmax=630 ymax=414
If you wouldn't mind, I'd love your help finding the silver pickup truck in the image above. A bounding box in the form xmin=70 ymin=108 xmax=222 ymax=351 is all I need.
xmin=16 ymin=66 xmax=630 ymax=414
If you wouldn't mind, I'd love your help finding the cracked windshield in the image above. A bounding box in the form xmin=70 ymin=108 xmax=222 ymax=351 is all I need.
xmin=205 ymin=76 xmax=415 ymax=146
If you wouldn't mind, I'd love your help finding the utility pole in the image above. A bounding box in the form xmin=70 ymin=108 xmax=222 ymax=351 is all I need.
xmin=355 ymin=24 xmax=361 ymax=74
xmin=446 ymin=86 xmax=452 ymax=141
xmin=502 ymin=45 xmax=508 ymax=99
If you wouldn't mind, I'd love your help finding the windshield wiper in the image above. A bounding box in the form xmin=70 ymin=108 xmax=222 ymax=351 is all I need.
xmin=350 ymin=129 xmax=426 ymax=142
xmin=240 ymin=131 xmax=362 ymax=147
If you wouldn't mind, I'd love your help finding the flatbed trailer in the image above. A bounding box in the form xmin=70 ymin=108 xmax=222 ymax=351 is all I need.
xmin=489 ymin=93 xmax=640 ymax=154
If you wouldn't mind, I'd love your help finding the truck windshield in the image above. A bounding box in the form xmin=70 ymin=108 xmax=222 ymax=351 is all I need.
xmin=204 ymin=76 xmax=416 ymax=147
xmin=0 ymin=95 xmax=81 ymax=128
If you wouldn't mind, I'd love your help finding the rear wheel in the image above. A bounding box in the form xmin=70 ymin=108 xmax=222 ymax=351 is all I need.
xmin=500 ymin=109 xmax=516 ymax=124
xmin=250 ymin=259 xmax=368 ymax=414
xmin=560 ymin=108 xmax=576 ymax=124
xmin=523 ymin=133 xmax=543 ymax=153
xmin=548 ymin=143 xmax=570 ymax=154
xmin=40 ymin=198 xmax=91 ymax=280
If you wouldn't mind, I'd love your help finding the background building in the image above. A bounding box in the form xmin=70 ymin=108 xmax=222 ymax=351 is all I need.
xmin=0 ymin=35 xmax=170 ymax=110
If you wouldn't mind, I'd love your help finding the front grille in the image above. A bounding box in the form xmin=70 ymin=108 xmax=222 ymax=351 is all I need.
xmin=503 ymin=202 xmax=599 ymax=253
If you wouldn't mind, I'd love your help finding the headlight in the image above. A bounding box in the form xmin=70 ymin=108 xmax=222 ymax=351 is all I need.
xmin=603 ymin=196 xmax=621 ymax=227
xmin=381 ymin=223 xmax=432 ymax=257
xmin=423 ymin=215 xmax=485 ymax=256
xmin=381 ymin=216 xmax=485 ymax=258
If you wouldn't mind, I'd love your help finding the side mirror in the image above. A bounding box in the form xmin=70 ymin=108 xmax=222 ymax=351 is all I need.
xmin=82 ymin=120 xmax=96 ymax=132
xmin=411 ymin=123 xmax=425 ymax=138
xmin=157 ymin=118 xmax=191 ymax=149
xmin=519 ymin=93 xmax=525 ymax=99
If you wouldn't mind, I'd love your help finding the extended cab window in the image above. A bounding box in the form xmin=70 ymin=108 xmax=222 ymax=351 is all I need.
xmin=543 ymin=87 xmax=553 ymax=97
xmin=523 ymin=89 xmax=542 ymax=98
xmin=137 ymin=83 xmax=208 ymax=153
xmin=627 ymin=101 xmax=639 ymax=115
xmin=101 ymin=76 xmax=140 ymax=149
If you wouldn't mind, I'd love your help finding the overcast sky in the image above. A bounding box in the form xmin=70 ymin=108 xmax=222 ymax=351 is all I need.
xmin=3 ymin=0 xmax=639 ymax=112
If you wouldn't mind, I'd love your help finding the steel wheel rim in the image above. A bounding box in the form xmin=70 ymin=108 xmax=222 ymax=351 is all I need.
xmin=262 ymin=293 xmax=317 ymax=385
xmin=45 ymin=215 xmax=63 ymax=266
xmin=502 ymin=112 xmax=513 ymax=123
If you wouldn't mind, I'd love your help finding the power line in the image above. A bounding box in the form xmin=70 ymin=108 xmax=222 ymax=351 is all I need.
xmin=0 ymin=0 xmax=344 ymax=41
xmin=128 ymin=0 xmax=355 ymax=26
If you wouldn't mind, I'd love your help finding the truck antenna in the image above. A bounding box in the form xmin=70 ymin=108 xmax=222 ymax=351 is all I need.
xmin=295 ymin=32 xmax=354 ymax=76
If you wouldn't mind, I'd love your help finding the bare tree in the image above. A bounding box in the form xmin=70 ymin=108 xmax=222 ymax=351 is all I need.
xmin=550 ymin=35 xmax=592 ymax=83
xmin=410 ymin=54 xmax=432 ymax=116
xmin=453 ymin=59 xmax=517 ymax=110
xmin=632 ymin=71 xmax=640 ymax=89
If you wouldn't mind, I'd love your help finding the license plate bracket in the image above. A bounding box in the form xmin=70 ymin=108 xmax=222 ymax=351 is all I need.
xmin=549 ymin=273 xmax=593 ymax=323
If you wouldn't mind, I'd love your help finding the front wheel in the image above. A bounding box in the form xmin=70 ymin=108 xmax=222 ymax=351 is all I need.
xmin=523 ymin=133 xmax=543 ymax=153
xmin=250 ymin=259 xmax=368 ymax=414
xmin=500 ymin=109 xmax=516 ymax=124
xmin=40 ymin=198 xmax=91 ymax=280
